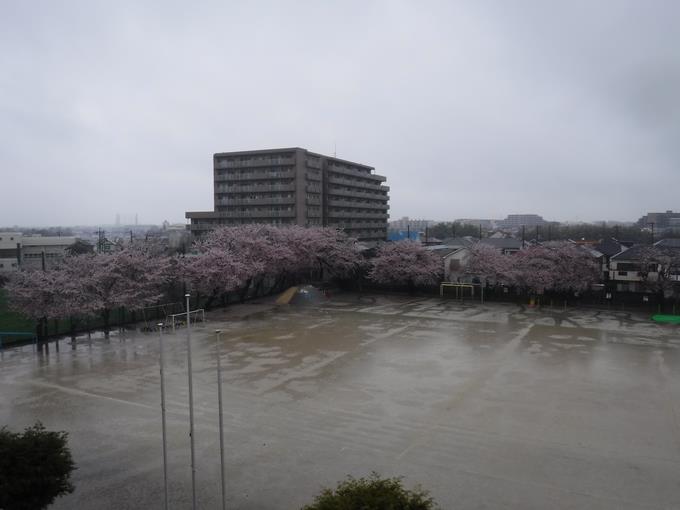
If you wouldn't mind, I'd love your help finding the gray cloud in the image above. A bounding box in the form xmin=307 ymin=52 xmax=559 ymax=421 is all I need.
xmin=1 ymin=0 xmax=678 ymax=226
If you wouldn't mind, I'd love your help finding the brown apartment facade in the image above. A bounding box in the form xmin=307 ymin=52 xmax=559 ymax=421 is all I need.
xmin=186 ymin=148 xmax=390 ymax=243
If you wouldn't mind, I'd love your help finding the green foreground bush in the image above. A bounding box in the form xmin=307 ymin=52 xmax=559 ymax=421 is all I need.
xmin=302 ymin=472 xmax=438 ymax=510
xmin=0 ymin=422 xmax=75 ymax=510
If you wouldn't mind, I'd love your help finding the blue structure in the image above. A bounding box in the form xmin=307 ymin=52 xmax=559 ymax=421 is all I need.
xmin=388 ymin=230 xmax=420 ymax=242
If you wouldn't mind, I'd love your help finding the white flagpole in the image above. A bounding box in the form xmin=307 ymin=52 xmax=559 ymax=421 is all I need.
xmin=185 ymin=293 xmax=197 ymax=510
xmin=157 ymin=323 xmax=169 ymax=510
xmin=215 ymin=329 xmax=226 ymax=510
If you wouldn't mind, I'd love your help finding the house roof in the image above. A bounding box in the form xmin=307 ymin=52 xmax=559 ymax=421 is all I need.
xmin=611 ymin=245 xmax=647 ymax=261
xmin=654 ymin=238 xmax=680 ymax=248
xmin=425 ymin=245 xmax=466 ymax=257
xmin=439 ymin=237 xmax=474 ymax=247
xmin=611 ymin=243 xmax=680 ymax=261
xmin=594 ymin=237 xmax=626 ymax=257
xmin=479 ymin=238 xmax=523 ymax=249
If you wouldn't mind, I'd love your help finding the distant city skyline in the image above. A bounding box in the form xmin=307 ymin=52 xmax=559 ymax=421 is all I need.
xmin=2 ymin=2 xmax=679 ymax=226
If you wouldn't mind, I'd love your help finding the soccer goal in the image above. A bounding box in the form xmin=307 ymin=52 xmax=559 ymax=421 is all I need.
xmin=168 ymin=309 xmax=206 ymax=332
xmin=440 ymin=283 xmax=484 ymax=303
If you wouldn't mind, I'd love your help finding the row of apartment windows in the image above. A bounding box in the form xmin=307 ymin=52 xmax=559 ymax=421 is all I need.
xmin=328 ymin=198 xmax=387 ymax=207
xmin=230 ymin=207 xmax=294 ymax=212
xmin=327 ymin=162 xmax=371 ymax=175
xmin=23 ymin=252 xmax=62 ymax=259
xmin=327 ymin=208 xmax=387 ymax=215
xmin=218 ymin=193 xmax=295 ymax=200
xmin=216 ymin=184 xmax=296 ymax=191
xmin=216 ymin=169 xmax=294 ymax=178
xmin=329 ymin=185 xmax=388 ymax=197
xmin=218 ymin=153 xmax=294 ymax=163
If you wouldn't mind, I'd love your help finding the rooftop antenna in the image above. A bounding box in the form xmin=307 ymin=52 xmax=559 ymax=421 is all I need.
xmin=333 ymin=142 xmax=337 ymax=158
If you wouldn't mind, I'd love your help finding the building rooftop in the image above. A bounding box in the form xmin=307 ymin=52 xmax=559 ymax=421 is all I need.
xmin=479 ymin=238 xmax=523 ymax=249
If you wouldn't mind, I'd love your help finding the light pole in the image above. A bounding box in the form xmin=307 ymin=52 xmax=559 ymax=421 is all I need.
xmin=185 ymin=293 xmax=197 ymax=510
xmin=215 ymin=329 xmax=227 ymax=510
xmin=157 ymin=323 xmax=169 ymax=510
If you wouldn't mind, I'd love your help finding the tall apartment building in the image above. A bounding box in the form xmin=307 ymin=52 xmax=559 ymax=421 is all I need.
xmin=186 ymin=148 xmax=390 ymax=243
xmin=637 ymin=210 xmax=680 ymax=231
xmin=497 ymin=214 xmax=547 ymax=230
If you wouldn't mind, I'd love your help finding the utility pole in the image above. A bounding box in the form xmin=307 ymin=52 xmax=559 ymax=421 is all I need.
xmin=452 ymin=223 xmax=456 ymax=238
xmin=479 ymin=224 xmax=482 ymax=240
xmin=522 ymin=225 xmax=526 ymax=248
xmin=407 ymin=224 xmax=410 ymax=240
xmin=425 ymin=227 xmax=429 ymax=244
xmin=536 ymin=225 xmax=540 ymax=243
xmin=648 ymin=222 xmax=655 ymax=245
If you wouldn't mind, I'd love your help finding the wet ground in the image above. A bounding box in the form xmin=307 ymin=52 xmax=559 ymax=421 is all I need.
xmin=1 ymin=294 xmax=680 ymax=509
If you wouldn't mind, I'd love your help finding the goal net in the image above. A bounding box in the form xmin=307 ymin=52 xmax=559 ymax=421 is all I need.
xmin=440 ymin=283 xmax=483 ymax=302
xmin=167 ymin=309 xmax=206 ymax=331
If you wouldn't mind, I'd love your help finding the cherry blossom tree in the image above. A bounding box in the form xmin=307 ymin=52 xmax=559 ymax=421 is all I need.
xmin=546 ymin=242 xmax=600 ymax=292
xmin=188 ymin=225 xmax=363 ymax=304
xmin=507 ymin=242 xmax=600 ymax=295
xmin=465 ymin=243 xmax=511 ymax=285
xmin=58 ymin=249 xmax=171 ymax=335
xmin=280 ymin=226 xmax=363 ymax=280
xmin=637 ymin=246 xmax=680 ymax=299
xmin=369 ymin=240 xmax=443 ymax=293
xmin=7 ymin=270 xmax=65 ymax=339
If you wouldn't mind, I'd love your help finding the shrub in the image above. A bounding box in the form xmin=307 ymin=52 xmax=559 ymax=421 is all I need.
xmin=302 ymin=472 xmax=438 ymax=510
xmin=0 ymin=422 xmax=76 ymax=510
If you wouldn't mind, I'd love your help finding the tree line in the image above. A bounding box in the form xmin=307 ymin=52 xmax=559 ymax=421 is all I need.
xmin=4 ymin=226 xmax=443 ymax=339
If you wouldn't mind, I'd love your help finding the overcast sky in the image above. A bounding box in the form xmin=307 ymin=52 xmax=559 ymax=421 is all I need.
xmin=1 ymin=1 xmax=678 ymax=227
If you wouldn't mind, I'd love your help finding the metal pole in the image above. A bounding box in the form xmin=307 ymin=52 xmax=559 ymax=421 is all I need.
xmin=158 ymin=324 xmax=169 ymax=510
xmin=215 ymin=330 xmax=227 ymax=510
xmin=185 ymin=293 xmax=197 ymax=510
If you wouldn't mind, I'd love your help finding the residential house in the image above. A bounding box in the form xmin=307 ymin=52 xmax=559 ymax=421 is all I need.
xmin=479 ymin=237 xmax=523 ymax=255
xmin=425 ymin=245 xmax=470 ymax=282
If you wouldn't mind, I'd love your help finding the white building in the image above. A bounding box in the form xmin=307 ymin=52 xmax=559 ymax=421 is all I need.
xmin=20 ymin=235 xmax=77 ymax=270
xmin=0 ymin=233 xmax=77 ymax=272
xmin=0 ymin=232 xmax=21 ymax=272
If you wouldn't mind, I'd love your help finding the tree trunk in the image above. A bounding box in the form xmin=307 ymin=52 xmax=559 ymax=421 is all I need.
xmin=203 ymin=289 xmax=219 ymax=310
xmin=102 ymin=309 xmax=110 ymax=338
xmin=239 ymin=278 xmax=253 ymax=304
xmin=70 ymin=317 xmax=77 ymax=342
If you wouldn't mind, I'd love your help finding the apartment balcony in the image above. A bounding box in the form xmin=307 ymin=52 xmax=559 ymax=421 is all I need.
xmin=215 ymin=184 xmax=297 ymax=193
xmin=327 ymin=211 xmax=389 ymax=219
xmin=327 ymin=188 xmax=389 ymax=201
xmin=214 ymin=169 xmax=296 ymax=181
xmin=215 ymin=156 xmax=296 ymax=169
xmin=327 ymin=165 xmax=386 ymax=182
xmin=306 ymin=158 xmax=322 ymax=169
xmin=327 ymin=199 xmax=389 ymax=210
xmin=215 ymin=197 xmax=296 ymax=207
xmin=306 ymin=196 xmax=321 ymax=205
xmin=188 ymin=223 xmax=220 ymax=231
xmin=306 ymin=172 xmax=321 ymax=181
xmin=205 ymin=210 xmax=296 ymax=219
xmin=332 ymin=222 xmax=387 ymax=230
xmin=306 ymin=184 xmax=322 ymax=193
xmin=327 ymin=176 xmax=390 ymax=191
